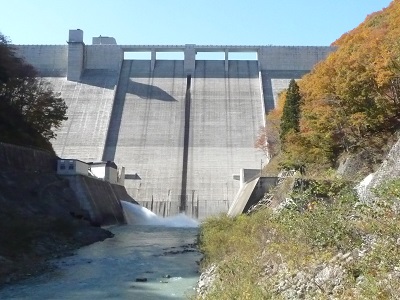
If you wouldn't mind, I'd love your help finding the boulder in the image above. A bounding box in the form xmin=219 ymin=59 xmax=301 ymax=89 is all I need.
xmin=357 ymin=137 xmax=400 ymax=203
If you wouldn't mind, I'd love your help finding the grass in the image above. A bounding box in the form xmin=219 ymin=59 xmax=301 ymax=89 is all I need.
xmin=196 ymin=179 xmax=400 ymax=299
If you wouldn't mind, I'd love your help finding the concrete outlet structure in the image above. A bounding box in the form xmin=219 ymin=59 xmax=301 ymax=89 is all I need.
xmin=14 ymin=29 xmax=335 ymax=219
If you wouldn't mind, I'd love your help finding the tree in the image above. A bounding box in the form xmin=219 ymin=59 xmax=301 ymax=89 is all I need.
xmin=256 ymin=91 xmax=285 ymax=158
xmin=256 ymin=1 xmax=400 ymax=172
xmin=281 ymin=1 xmax=400 ymax=169
xmin=0 ymin=32 xmax=67 ymax=142
xmin=0 ymin=34 xmax=36 ymax=84
xmin=0 ymin=77 xmax=67 ymax=139
xmin=280 ymin=79 xmax=301 ymax=142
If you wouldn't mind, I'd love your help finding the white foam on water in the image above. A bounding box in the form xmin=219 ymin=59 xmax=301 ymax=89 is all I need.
xmin=121 ymin=200 xmax=199 ymax=228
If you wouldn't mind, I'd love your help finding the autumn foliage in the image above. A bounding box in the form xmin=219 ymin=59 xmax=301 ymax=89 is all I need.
xmin=264 ymin=0 xmax=400 ymax=171
xmin=256 ymin=91 xmax=286 ymax=159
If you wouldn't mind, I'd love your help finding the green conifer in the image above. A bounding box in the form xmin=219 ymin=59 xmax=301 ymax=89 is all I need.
xmin=280 ymin=79 xmax=301 ymax=141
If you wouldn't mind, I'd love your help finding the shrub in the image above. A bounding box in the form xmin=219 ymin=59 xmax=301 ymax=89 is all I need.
xmin=196 ymin=179 xmax=400 ymax=298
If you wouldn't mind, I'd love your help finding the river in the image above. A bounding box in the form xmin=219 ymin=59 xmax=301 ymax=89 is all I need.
xmin=0 ymin=202 xmax=202 ymax=299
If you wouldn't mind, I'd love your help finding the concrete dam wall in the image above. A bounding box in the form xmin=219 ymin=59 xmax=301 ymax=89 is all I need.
xmin=99 ymin=59 xmax=265 ymax=219
xmin=44 ymin=70 xmax=119 ymax=161
xmin=14 ymin=29 xmax=335 ymax=219
xmin=188 ymin=60 xmax=264 ymax=218
xmin=103 ymin=60 xmax=188 ymax=216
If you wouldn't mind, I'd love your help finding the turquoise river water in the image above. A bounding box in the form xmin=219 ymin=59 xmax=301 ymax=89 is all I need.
xmin=0 ymin=202 xmax=201 ymax=299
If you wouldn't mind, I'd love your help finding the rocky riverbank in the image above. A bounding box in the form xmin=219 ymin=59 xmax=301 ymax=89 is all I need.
xmin=0 ymin=224 xmax=113 ymax=286
xmin=0 ymin=170 xmax=114 ymax=287
xmin=194 ymin=137 xmax=400 ymax=299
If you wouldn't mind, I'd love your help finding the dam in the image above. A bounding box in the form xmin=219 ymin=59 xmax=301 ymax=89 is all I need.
xmin=14 ymin=29 xmax=334 ymax=219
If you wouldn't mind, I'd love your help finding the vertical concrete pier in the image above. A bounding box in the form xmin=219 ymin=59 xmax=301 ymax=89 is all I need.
xmin=67 ymin=29 xmax=84 ymax=81
xmin=184 ymin=44 xmax=196 ymax=76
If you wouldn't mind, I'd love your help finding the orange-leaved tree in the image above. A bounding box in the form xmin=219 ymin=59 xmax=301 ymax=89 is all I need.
xmin=283 ymin=0 xmax=400 ymax=168
xmin=256 ymin=90 xmax=286 ymax=159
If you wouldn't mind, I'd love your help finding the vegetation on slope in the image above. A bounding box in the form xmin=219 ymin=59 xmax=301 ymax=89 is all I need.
xmin=0 ymin=32 xmax=67 ymax=151
xmin=0 ymin=101 xmax=54 ymax=152
xmin=197 ymin=1 xmax=400 ymax=299
xmin=257 ymin=0 xmax=400 ymax=176
xmin=197 ymin=180 xmax=400 ymax=299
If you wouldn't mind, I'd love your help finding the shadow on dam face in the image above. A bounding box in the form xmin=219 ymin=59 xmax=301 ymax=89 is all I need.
xmin=79 ymin=69 xmax=119 ymax=89
xmin=99 ymin=59 xmax=266 ymax=218
xmin=102 ymin=60 xmax=178 ymax=162
xmin=127 ymin=79 xmax=177 ymax=102
xmin=179 ymin=75 xmax=192 ymax=213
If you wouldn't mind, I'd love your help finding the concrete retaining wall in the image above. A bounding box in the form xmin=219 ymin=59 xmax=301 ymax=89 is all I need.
xmin=242 ymin=177 xmax=278 ymax=212
xmin=45 ymin=71 xmax=119 ymax=162
xmin=65 ymin=175 xmax=127 ymax=225
xmin=0 ymin=142 xmax=130 ymax=225
xmin=0 ymin=142 xmax=56 ymax=172
xmin=12 ymin=42 xmax=334 ymax=115
xmin=228 ymin=176 xmax=278 ymax=217
xmin=112 ymin=183 xmax=139 ymax=204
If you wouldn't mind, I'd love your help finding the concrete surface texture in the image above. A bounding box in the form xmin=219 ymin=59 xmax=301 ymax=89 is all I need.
xmin=227 ymin=176 xmax=260 ymax=217
xmin=14 ymin=45 xmax=68 ymax=77
xmin=103 ymin=60 xmax=187 ymax=216
xmin=227 ymin=176 xmax=279 ymax=217
xmin=189 ymin=60 xmax=264 ymax=218
xmin=66 ymin=175 xmax=126 ymax=225
xmin=46 ymin=70 xmax=119 ymax=162
xmin=101 ymin=59 xmax=265 ymax=218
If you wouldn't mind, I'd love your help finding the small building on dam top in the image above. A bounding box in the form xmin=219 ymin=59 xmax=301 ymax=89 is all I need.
xmin=13 ymin=29 xmax=335 ymax=219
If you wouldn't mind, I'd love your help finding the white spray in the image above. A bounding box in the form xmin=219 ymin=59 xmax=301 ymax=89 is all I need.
xmin=121 ymin=200 xmax=199 ymax=228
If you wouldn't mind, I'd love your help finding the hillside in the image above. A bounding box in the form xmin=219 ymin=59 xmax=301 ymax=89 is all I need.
xmin=0 ymin=143 xmax=114 ymax=286
xmin=0 ymin=102 xmax=54 ymax=152
xmin=261 ymin=0 xmax=400 ymax=178
xmin=0 ymin=171 xmax=113 ymax=284
xmin=197 ymin=1 xmax=400 ymax=299
xmin=0 ymin=32 xmax=66 ymax=153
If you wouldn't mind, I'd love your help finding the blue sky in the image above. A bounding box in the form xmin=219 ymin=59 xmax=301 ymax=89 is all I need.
xmin=0 ymin=0 xmax=393 ymax=47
